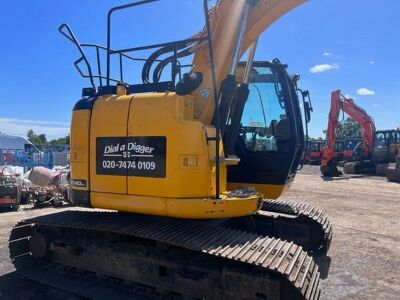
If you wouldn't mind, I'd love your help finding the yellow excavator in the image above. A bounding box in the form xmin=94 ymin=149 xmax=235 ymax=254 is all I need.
xmin=386 ymin=143 xmax=400 ymax=182
xmin=9 ymin=1 xmax=331 ymax=299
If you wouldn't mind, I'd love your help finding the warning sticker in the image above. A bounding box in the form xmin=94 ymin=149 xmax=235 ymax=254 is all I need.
xmin=96 ymin=136 xmax=166 ymax=178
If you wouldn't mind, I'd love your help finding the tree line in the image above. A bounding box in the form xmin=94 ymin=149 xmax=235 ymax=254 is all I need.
xmin=27 ymin=129 xmax=70 ymax=147
xmin=311 ymin=117 xmax=362 ymax=141
xmin=26 ymin=118 xmax=361 ymax=147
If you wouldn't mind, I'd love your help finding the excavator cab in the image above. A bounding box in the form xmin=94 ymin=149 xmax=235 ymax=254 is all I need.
xmin=343 ymin=138 xmax=362 ymax=162
xmin=308 ymin=140 xmax=324 ymax=164
xmin=334 ymin=140 xmax=345 ymax=162
xmin=373 ymin=130 xmax=400 ymax=163
xmin=228 ymin=61 xmax=305 ymax=198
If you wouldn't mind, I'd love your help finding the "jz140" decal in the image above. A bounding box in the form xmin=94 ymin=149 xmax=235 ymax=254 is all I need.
xmin=96 ymin=136 xmax=166 ymax=178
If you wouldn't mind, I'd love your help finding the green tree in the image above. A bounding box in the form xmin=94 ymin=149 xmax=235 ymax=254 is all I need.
xmin=335 ymin=117 xmax=362 ymax=140
xmin=26 ymin=129 xmax=71 ymax=146
xmin=48 ymin=134 xmax=70 ymax=146
xmin=28 ymin=130 xmax=70 ymax=147
xmin=27 ymin=129 xmax=47 ymax=146
xmin=27 ymin=129 xmax=35 ymax=141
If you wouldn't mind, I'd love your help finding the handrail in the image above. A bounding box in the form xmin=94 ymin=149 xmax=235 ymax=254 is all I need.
xmin=59 ymin=24 xmax=95 ymax=88
xmin=60 ymin=16 xmax=200 ymax=88
xmin=60 ymin=25 xmax=168 ymax=87
xmin=106 ymin=0 xmax=159 ymax=85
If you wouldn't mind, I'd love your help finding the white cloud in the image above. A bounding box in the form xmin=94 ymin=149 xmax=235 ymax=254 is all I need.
xmin=323 ymin=52 xmax=333 ymax=56
xmin=344 ymin=94 xmax=356 ymax=100
xmin=309 ymin=63 xmax=339 ymax=74
xmin=357 ymin=88 xmax=375 ymax=96
xmin=0 ymin=118 xmax=69 ymax=139
xmin=369 ymin=60 xmax=374 ymax=64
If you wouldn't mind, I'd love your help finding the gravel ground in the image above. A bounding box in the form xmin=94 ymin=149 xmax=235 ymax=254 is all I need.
xmin=0 ymin=165 xmax=399 ymax=299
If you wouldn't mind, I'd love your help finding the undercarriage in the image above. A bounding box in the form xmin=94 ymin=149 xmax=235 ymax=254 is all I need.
xmin=9 ymin=200 xmax=331 ymax=300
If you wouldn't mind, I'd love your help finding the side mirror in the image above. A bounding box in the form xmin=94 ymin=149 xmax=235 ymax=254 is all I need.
xmin=297 ymin=88 xmax=313 ymax=124
xmin=301 ymin=90 xmax=313 ymax=123
xmin=304 ymin=101 xmax=311 ymax=123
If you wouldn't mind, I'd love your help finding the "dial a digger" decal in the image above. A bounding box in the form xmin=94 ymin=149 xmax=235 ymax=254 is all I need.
xmin=96 ymin=136 xmax=166 ymax=178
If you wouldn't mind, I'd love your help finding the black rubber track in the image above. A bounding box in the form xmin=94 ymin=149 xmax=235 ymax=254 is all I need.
xmin=9 ymin=210 xmax=321 ymax=300
xmin=261 ymin=200 xmax=333 ymax=255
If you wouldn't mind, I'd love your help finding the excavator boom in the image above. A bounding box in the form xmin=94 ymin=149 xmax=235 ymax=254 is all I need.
xmin=192 ymin=0 xmax=307 ymax=123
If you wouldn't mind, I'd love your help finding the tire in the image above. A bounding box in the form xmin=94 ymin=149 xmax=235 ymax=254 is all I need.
xmin=53 ymin=198 xmax=62 ymax=207
xmin=343 ymin=162 xmax=356 ymax=174
xmin=375 ymin=163 xmax=389 ymax=176
xmin=386 ymin=168 xmax=400 ymax=182
xmin=12 ymin=202 xmax=20 ymax=211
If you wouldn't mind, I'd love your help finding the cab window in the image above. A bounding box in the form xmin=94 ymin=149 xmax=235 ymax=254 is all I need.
xmin=311 ymin=142 xmax=321 ymax=151
xmin=240 ymin=66 xmax=290 ymax=152
xmin=375 ymin=132 xmax=387 ymax=146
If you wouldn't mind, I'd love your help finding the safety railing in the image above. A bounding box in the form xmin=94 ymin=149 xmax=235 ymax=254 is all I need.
xmin=0 ymin=149 xmax=54 ymax=170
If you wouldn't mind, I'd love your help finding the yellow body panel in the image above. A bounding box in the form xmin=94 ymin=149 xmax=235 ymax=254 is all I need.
xmin=70 ymin=109 xmax=91 ymax=191
xmin=126 ymin=93 xmax=213 ymax=198
xmin=90 ymin=95 xmax=133 ymax=194
xmin=70 ymin=92 xmax=263 ymax=218
xmin=91 ymin=191 xmax=262 ymax=219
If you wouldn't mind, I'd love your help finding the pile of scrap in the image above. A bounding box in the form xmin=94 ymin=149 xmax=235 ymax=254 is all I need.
xmin=0 ymin=166 xmax=21 ymax=210
xmin=24 ymin=166 xmax=71 ymax=207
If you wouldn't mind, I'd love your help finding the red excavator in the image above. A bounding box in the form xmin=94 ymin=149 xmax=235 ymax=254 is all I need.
xmin=320 ymin=90 xmax=376 ymax=176
xmin=342 ymin=138 xmax=362 ymax=162
xmin=307 ymin=140 xmax=324 ymax=164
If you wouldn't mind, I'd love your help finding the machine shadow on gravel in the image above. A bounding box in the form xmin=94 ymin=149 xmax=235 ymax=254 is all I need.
xmin=320 ymin=174 xmax=370 ymax=181
xmin=313 ymin=255 xmax=331 ymax=279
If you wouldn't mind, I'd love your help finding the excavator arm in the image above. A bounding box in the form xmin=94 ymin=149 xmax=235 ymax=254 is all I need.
xmin=191 ymin=0 xmax=307 ymax=124
xmin=321 ymin=90 xmax=376 ymax=176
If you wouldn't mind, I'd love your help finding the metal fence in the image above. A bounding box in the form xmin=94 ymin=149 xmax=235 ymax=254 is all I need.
xmin=0 ymin=149 xmax=54 ymax=170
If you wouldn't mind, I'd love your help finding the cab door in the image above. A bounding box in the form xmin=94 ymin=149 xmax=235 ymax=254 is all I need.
xmin=227 ymin=62 xmax=303 ymax=199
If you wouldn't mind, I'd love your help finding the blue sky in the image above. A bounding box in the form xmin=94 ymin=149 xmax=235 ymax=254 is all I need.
xmin=0 ymin=0 xmax=399 ymax=139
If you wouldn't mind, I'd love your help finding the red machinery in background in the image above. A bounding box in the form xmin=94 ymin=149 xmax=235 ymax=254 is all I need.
xmin=333 ymin=140 xmax=345 ymax=162
xmin=307 ymin=140 xmax=324 ymax=164
xmin=343 ymin=138 xmax=362 ymax=162
xmin=321 ymin=90 xmax=376 ymax=176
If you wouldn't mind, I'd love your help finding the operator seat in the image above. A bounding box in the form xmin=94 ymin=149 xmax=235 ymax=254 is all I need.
xmin=275 ymin=118 xmax=291 ymax=139
xmin=275 ymin=118 xmax=291 ymax=152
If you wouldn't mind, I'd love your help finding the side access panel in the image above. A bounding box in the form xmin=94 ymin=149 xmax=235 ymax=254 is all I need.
xmin=70 ymin=107 xmax=92 ymax=206
xmin=90 ymin=95 xmax=133 ymax=194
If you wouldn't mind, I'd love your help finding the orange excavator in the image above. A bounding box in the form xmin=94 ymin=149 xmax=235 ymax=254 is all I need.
xmin=320 ymin=90 xmax=376 ymax=176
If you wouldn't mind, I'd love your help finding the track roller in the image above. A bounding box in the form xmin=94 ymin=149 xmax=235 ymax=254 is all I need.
xmin=386 ymin=164 xmax=400 ymax=182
